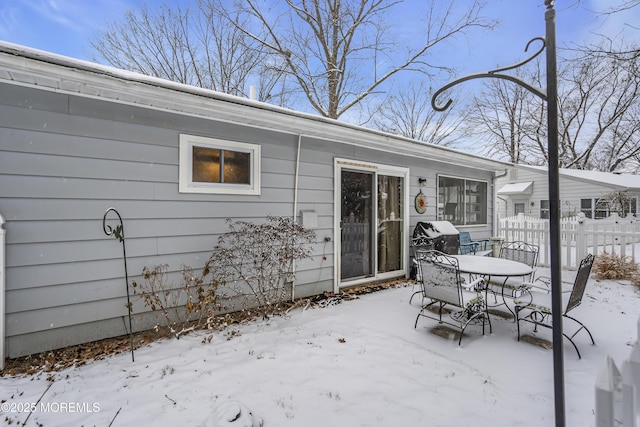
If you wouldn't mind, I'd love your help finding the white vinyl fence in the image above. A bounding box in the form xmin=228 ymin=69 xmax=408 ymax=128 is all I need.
xmin=498 ymin=213 xmax=640 ymax=270
xmin=595 ymin=316 xmax=640 ymax=426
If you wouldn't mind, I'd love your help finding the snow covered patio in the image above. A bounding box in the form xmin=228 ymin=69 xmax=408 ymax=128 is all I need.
xmin=1 ymin=269 xmax=638 ymax=426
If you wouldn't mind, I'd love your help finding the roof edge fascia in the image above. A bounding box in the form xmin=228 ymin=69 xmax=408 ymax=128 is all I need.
xmin=0 ymin=41 xmax=511 ymax=172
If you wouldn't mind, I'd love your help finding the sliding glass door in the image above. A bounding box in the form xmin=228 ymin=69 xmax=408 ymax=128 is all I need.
xmin=377 ymin=174 xmax=404 ymax=273
xmin=337 ymin=160 xmax=408 ymax=286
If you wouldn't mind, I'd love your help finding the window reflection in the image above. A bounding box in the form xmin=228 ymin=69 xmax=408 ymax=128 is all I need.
xmin=192 ymin=146 xmax=250 ymax=185
xmin=438 ymin=176 xmax=487 ymax=225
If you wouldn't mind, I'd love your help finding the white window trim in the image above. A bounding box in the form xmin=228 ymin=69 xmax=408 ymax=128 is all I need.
xmin=333 ymin=158 xmax=410 ymax=292
xmin=179 ymin=134 xmax=261 ymax=195
xmin=436 ymin=174 xmax=489 ymax=226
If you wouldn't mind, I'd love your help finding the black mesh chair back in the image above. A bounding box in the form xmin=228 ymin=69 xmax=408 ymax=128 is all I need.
xmin=566 ymin=253 xmax=595 ymax=314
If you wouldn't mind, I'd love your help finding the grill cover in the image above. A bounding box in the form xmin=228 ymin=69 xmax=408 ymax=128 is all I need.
xmin=412 ymin=221 xmax=460 ymax=255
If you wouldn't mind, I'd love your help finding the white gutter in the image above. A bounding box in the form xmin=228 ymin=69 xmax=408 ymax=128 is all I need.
xmin=493 ymin=169 xmax=510 ymax=236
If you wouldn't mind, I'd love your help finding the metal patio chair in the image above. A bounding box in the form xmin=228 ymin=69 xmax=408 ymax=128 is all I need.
xmin=514 ymin=253 xmax=596 ymax=359
xmin=498 ymin=241 xmax=539 ymax=280
xmin=459 ymin=232 xmax=490 ymax=255
xmin=485 ymin=241 xmax=539 ymax=317
xmin=414 ymin=250 xmax=491 ymax=346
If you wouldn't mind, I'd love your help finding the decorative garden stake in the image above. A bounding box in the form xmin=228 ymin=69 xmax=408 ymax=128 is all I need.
xmin=102 ymin=207 xmax=135 ymax=362
xmin=431 ymin=2 xmax=565 ymax=425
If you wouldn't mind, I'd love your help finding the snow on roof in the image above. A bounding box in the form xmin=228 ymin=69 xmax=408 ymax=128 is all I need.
xmin=497 ymin=181 xmax=534 ymax=195
xmin=0 ymin=41 xmax=514 ymax=173
xmin=520 ymin=165 xmax=640 ymax=190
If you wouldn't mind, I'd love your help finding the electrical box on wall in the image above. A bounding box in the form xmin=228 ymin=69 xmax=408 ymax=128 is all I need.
xmin=300 ymin=210 xmax=318 ymax=229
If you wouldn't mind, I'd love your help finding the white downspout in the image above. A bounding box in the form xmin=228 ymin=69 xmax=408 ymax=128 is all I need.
xmin=0 ymin=213 xmax=5 ymax=370
xmin=494 ymin=169 xmax=509 ymax=235
xmin=291 ymin=134 xmax=302 ymax=301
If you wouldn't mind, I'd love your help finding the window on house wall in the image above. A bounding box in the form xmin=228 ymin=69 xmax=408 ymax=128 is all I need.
xmin=542 ymin=200 xmax=576 ymax=218
xmin=594 ymin=198 xmax=610 ymax=219
xmin=514 ymin=202 xmax=525 ymax=215
xmin=540 ymin=200 xmax=550 ymax=219
xmin=580 ymin=198 xmax=593 ymax=218
xmin=437 ymin=176 xmax=487 ymax=225
xmin=581 ymin=196 xmax=637 ymax=219
xmin=179 ymin=134 xmax=261 ymax=195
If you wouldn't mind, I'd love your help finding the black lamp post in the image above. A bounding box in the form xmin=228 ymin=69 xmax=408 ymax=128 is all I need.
xmin=543 ymin=3 xmax=565 ymax=425
xmin=431 ymin=1 xmax=565 ymax=425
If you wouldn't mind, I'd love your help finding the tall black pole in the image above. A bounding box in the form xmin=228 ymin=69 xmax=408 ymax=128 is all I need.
xmin=544 ymin=1 xmax=565 ymax=426
xmin=431 ymin=4 xmax=565 ymax=421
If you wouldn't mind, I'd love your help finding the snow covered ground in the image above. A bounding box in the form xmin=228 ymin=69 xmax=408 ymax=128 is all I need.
xmin=1 ymin=267 xmax=638 ymax=426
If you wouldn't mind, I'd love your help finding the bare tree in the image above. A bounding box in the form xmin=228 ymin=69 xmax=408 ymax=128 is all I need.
xmin=600 ymin=0 xmax=640 ymax=15
xmin=227 ymin=0 xmax=494 ymax=119
xmin=557 ymin=43 xmax=640 ymax=171
xmin=462 ymin=60 xmax=546 ymax=163
xmin=463 ymin=41 xmax=640 ymax=172
xmin=573 ymin=0 xmax=640 ymax=62
xmin=369 ymin=80 xmax=466 ymax=146
xmin=91 ymin=0 xmax=278 ymax=100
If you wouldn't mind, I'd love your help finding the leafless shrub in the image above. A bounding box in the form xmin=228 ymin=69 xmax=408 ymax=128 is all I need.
xmin=131 ymin=264 xmax=218 ymax=338
xmin=592 ymin=252 xmax=640 ymax=286
xmin=203 ymin=216 xmax=316 ymax=319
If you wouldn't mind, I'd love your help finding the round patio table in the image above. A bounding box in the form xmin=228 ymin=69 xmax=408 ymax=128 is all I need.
xmin=451 ymin=255 xmax=534 ymax=318
xmin=451 ymin=255 xmax=533 ymax=278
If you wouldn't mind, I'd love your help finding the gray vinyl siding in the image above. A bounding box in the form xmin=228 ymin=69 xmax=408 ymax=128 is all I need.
xmin=497 ymin=166 xmax=640 ymax=218
xmin=0 ymin=58 xmax=503 ymax=358
xmin=0 ymin=88 xmax=327 ymax=357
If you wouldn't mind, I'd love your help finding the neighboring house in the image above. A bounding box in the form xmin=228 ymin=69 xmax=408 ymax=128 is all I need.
xmin=0 ymin=42 xmax=511 ymax=361
xmin=496 ymin=164 xmax=640 ymax=219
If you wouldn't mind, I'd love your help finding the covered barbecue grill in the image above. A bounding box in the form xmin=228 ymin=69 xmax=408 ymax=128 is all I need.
xmin=412 ymin=221 xmax=460 ymax=255
xmin=409 ymin=221 xmax=461 ymax=279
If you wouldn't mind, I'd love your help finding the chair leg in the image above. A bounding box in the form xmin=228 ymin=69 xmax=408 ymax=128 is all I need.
xmin=563 ymin=332 xmax=583 ymax=359
xmin=483 ymin=303 xmax=492 ymax=334
xmin=514 ymin=310 xmax=593 ymax=359
xmin=458 ymin=317 xmax=474 ymax=346
xmin=414 ymin=301 xmax=436 ymax=329
xmin=501 ymin=286 xmax=516 ymax=321
xmin=409 ymin=290 xmax=421 ymax=305
xmin=564 ymin=314 xmax=596 ymax=345
xmin=437 ymin=302 xmax=445 ymax=323
xmin=458 ymin=325 xmax=465 ymax=346
xmin=458 ymin=309 xmax=490 ymax=346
